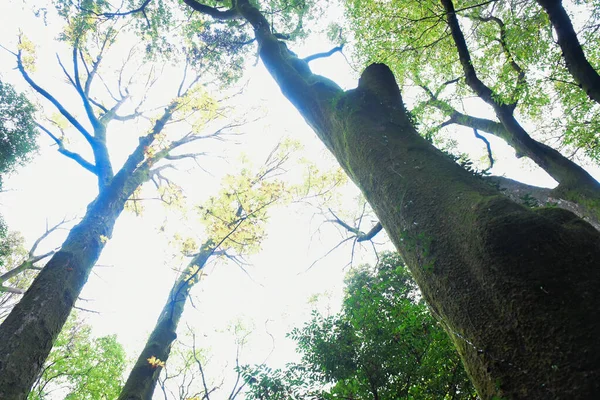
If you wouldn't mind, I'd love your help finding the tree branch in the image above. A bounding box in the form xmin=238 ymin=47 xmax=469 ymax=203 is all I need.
xmin=536 ymin=0 xmax=600 ymax=104
xmin=72 ymin=40 xmax=102 ymax=131
xmin=476 ymin=15 xmax=525 ymax=105
xmin=473 ymin=128 xmax=494 ymax=171
xmin=17 ymin=50 xmax=97 ymax=147
xmin=80 ymin=0 xmax=152 ymax=18
xmin=0 ymin=286 xmax=25 ymax=295
xmin=441 ymin=0 xmax=500 ymax=106
xmin=302 ymin=44 xmax=344 ymax=63
xmin=182 ymin=0 xmax=240 ymax=20
xmin=36 ymin=123 xmax=98 ymax=175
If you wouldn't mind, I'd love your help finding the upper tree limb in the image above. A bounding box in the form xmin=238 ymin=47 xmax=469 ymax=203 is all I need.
xmin=536 ymin=0 xmax=600 ymax=105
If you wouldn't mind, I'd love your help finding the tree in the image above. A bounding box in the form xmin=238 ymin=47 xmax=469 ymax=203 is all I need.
xmin=0 ymin=5 xmax=239 ymax=397
xmin=0 ymin=220 xmax=69 ymax=320
xmin=28 ymin=313 xmax=126 ymax=400
xmin=118 ymin=144 xmax=294 ymax=399
xmin=89 ymin=0 xmax=600 ymax=397
xmin=0 ymin=79 xmax=38 ymax=190
xmin=243 ymin=252 xmax=476 ymax=399
xmin=536 ymin=0 xmax=600 ymax=105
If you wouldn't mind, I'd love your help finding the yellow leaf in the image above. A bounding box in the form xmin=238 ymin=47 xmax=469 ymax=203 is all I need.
xmin=99 ymin=235 xmax=109 ymax=244
xmin=147 ymin=355 xmax=165 ymax=369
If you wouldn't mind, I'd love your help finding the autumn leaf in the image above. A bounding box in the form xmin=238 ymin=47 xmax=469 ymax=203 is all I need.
xmin=147 ymin=355 xmax=165 ymax=369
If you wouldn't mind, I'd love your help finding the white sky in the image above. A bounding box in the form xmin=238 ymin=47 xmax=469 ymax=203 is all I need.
xmin=1 ymin=0 xmax=599 ymax=398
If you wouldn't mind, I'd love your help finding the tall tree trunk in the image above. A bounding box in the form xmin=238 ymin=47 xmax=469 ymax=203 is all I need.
xmin=118 ymin=243 xmax=214 ymax=400
xmin=187 ymin=1 xmax=600 ymax=397
xmin=0 ymin=133 xmax=157 ymax=398
xmin=536 ymin=0 xmax=600 ymax=105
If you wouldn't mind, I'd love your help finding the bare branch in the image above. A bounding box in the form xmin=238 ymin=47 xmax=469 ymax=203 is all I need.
xmin=356 ymin=222 xmax=383 ymax=242
xmin=16 ymin=49 xmax=97 ymax=147
xmin=0 ymin=286 xmax=25 ymax=294
xmin=473 ymin=128 xmax=494 ymax=171
xmin=72 ymin=40 xmax=102 ymax=130
xmin=36 ymin=123 xmax=98 ymax=175
xmin=302 ymin=44 xmax=344 ymax=63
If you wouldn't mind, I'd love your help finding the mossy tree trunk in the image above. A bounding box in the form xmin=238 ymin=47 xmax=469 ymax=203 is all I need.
xmin=0 ymin=106 xmax=175 ymax=399
xmin=184 ymin=1 xmax=600 ymax=397
xmin=117 ymin=242 xmax=215 ymax=400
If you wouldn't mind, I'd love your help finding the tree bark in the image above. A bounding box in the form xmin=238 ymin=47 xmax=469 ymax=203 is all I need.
xmin=0 ymin=167 xmax=147 ymax=399
xmin=186 ymin=1 xmax=600 ymax=397
xmin=487 ymin=175 xmax=600 ymax=231
xmin=536 ymin=0 xmax=600 ymax=105
xmin=117 ymin=243 xmax=214 ymax=400
xmin=0 ymin=104 xmax=174 ymax=398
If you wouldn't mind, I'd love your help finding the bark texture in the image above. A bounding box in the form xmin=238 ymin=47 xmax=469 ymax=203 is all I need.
xmin=0 ymin=170 xmax=144 ymax=399
xmin=488 ymin=175 xmax=600 ymax=231
xmin=118 ymin=243 xmax=214 ymax=400
xmin=185 ymin=1 xmax=600 ymax=397
xmin=0 ymin=107 xmax=170 ymax=398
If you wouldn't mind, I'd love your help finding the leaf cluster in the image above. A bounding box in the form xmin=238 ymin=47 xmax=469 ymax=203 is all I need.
xmin=344 ymin=0 xmax=600 ymax=161
xmin=28 ymin=314 xmax=127 ymax=400
xmin=0 ymin=80 xmax=39 ymax=189
xmin=243 ymin=253 xmax=476 ymax=399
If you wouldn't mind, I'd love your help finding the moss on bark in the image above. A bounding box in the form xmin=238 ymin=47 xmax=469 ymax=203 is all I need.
xmin=249 ymin=31 xmax=600 ymax=395
xmin=322 ymin=64 xmax=600 ymax=399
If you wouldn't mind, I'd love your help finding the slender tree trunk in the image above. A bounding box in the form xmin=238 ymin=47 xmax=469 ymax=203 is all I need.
xmin=536 ymin=0 xmax=600 ymax=105
xmin=118 ymin=243 xmax=214 ymax=400
xmin=188 ymin=1 xmax=600 ymax=397
xmin=0 ymin=153 xmax=150 ymax=399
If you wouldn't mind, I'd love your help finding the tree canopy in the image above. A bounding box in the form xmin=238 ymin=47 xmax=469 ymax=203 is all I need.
xmin=242 ymin=252 xmax=476 ymax=399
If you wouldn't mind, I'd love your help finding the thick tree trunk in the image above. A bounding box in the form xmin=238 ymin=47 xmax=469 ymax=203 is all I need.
xmin=227 ymin=1 xmax=600 ymax=397
xmin=536 ymin=0 xmax=600 ymax=105
xmin=0 ymin=162 xmax=148 ymax=399
xmin=118 ymin=243 xmax=214 ymax=400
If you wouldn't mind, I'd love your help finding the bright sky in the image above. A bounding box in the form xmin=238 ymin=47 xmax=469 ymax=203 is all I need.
xmin=1 ymin=0 xmax=599 ymax=398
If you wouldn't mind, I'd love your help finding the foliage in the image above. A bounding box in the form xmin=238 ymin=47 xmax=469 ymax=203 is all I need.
xmin=0 ymin=230 xmax=30 ymax=321
xmin=28 ymin=313 xmax=126 ymax=400
xmin=242 ymin=252 xmax=476 ymax=399
xmin=197 ymin=144 xmax=294 ymax=255
xmin=0 ymin=79 xmax=38 ymax=189
xmin=343 ymin=0 xmax=600 ymax=161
